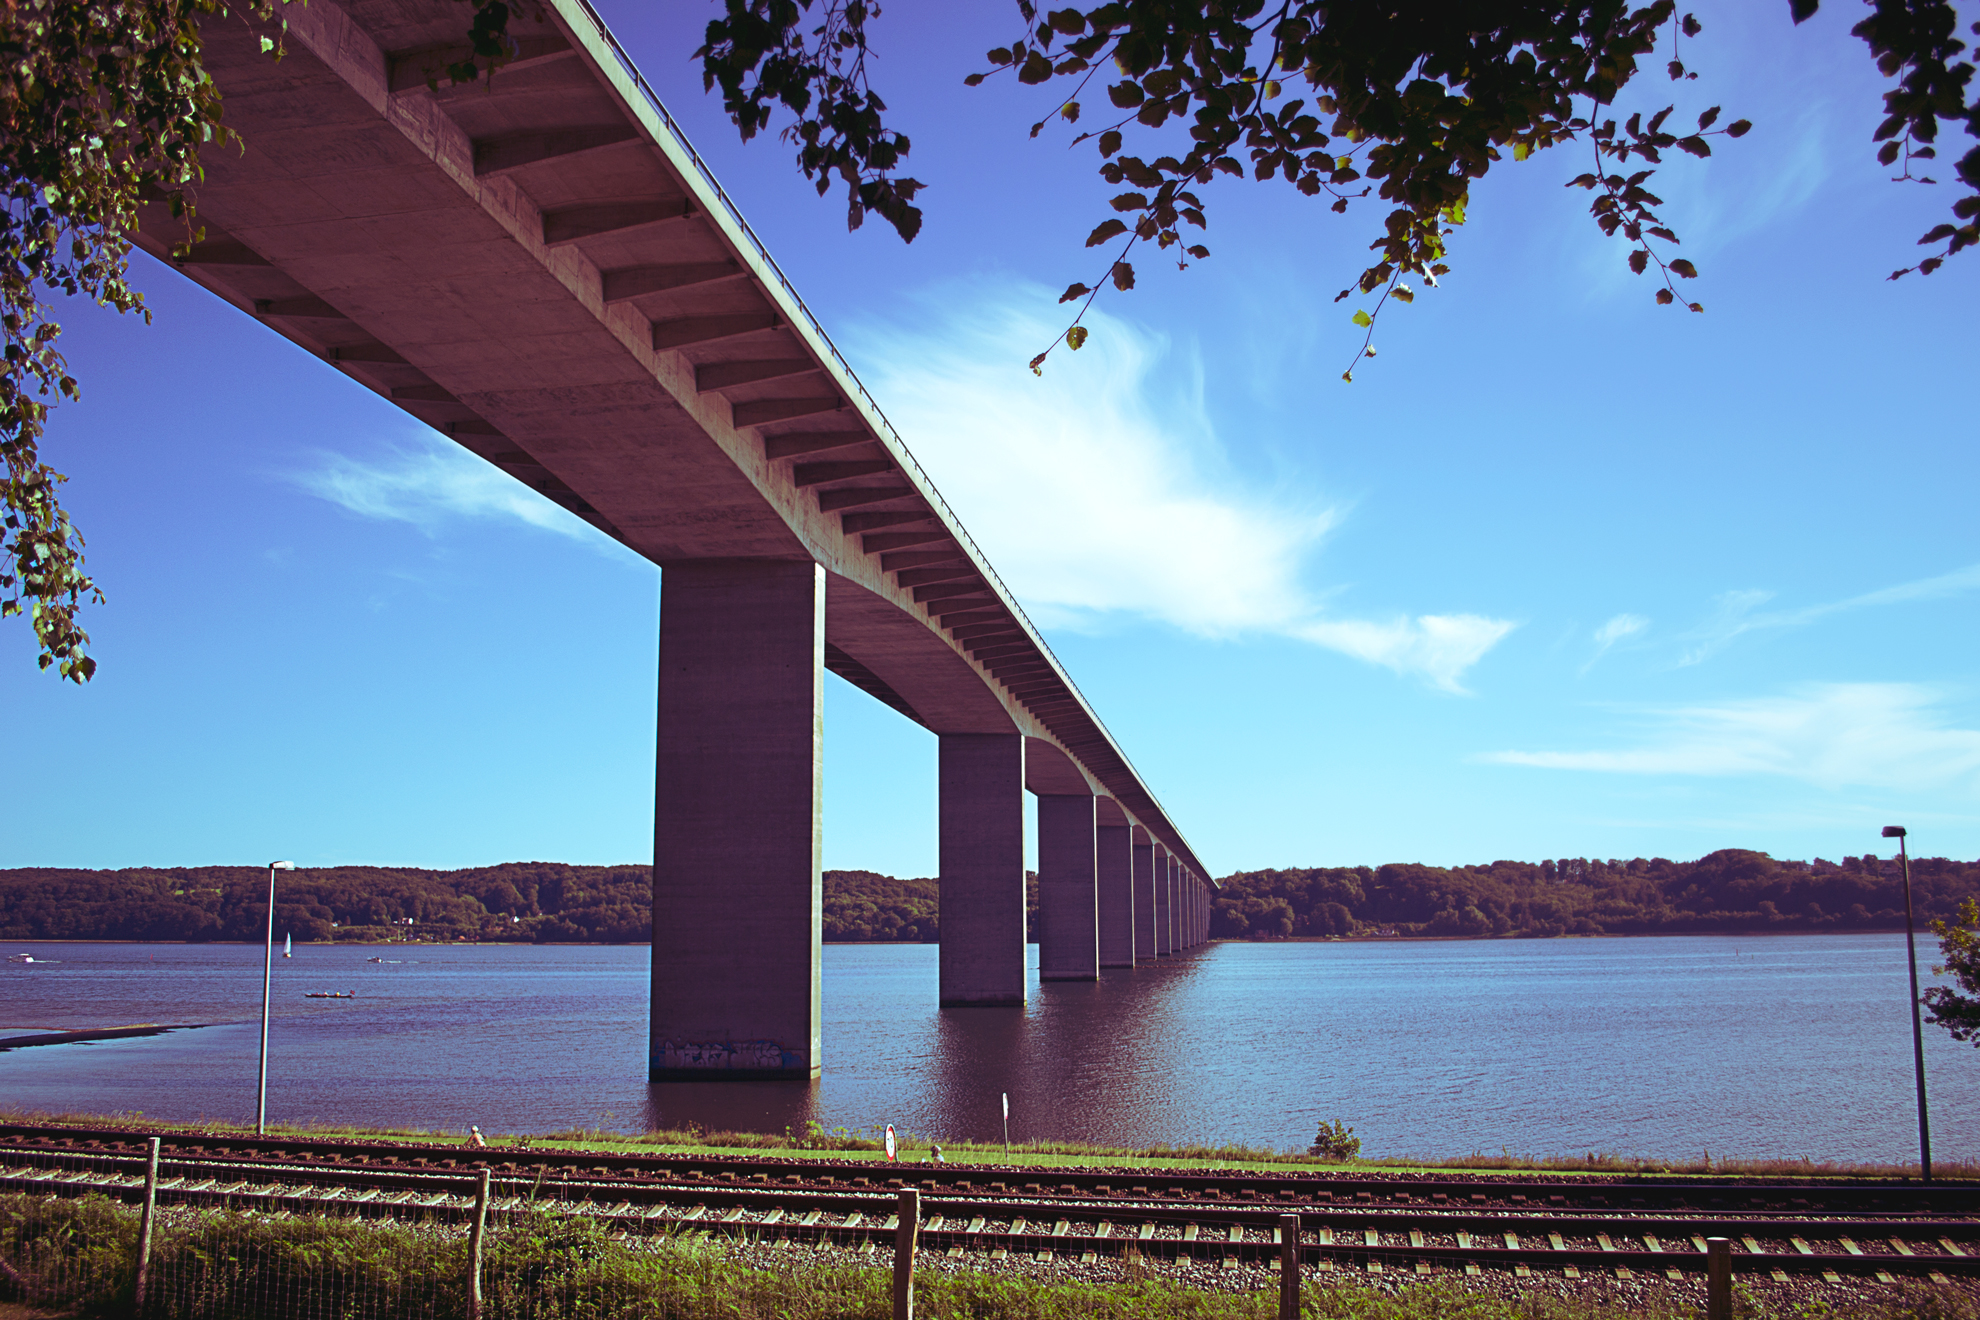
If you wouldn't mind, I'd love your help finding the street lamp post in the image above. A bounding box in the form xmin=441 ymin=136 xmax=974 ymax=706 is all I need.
xmin=257 ymin=860 xmax=297 ymax=1136
xmin=1882 ymin=826 xmax=1931 ymax=1183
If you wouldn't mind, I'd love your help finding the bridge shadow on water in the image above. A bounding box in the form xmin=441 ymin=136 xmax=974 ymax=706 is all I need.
xmin=637 ymin=948 xmax=1214 ymax=1148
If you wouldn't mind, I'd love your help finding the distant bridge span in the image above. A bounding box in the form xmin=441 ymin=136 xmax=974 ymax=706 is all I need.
xmin=138 ymin=0 xmax=1215 ymax=1079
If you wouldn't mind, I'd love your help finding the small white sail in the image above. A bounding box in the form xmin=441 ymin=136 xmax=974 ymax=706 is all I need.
xmin=283 ymin=933 xmax=292 ymax=958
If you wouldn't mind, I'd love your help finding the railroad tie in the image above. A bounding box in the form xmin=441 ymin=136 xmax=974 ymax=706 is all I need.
xmin=965 ymin=1216 xmax=985 ymax=1233
xmin=1367 ymin=1228 xmax=1382 ymax=1247
xmin=720 ymin=1207 xmax=745 ymax=1223
xmin=1409 ymin=1230 xmax=1425 ymax=1249
xmin=1875 ymin=1272 xmax=1895 ymax=1284
xmin=759 ymin=1208 xmax=784 ymax=1226
xmin=1822 ymin=1271 xmax=1842 ymax=1283
xmin=1932 ymin=1273 xmax=1951 ymax=1285
xmin=1549 ymin=1233 xmax=1566 ymax=1251
xmin=1790 ymin=1237 xmax=1814 ymax=1255
xmin=1183 ymin=1224 xmax=1200 ymax=1241
xmin=800 ymin=1209 xmax=823 ymax=1227
xmin=1742 ymin=1236 xmax=1762 ymax=1255
xmin=1941 ymin=1240 xmax=1969 ymax=1258
xmin=1690 ymin=1236 xmax=1708 ymax=1254
xmin=1597 ymin=1234 xmax=1615 ymax=1252
xmin=1138 ymin=1223 xmax=1156 ymax=1241
xmin=1643 ymin=1234 xmax=1662 ymax=1254
xmin=1317 ymin=1228 xmax=1333 ymax=1245
xmin=675 ymin=1205 xmax=705 ymax=1221
xmin=1890 ymin=1239 xmax=1914 ymax=1256
xmin=1840 ymin=1239 xmax=1863 ymax=1256
xmin=1223 ymin=1223 xmax=1241 ymax=1270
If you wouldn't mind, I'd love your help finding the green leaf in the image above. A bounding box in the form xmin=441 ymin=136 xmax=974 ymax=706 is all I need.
xmin=1066 ymin=325 xmax=1089 ymax=350
xmin=1351 ymin=309 xmax=1372 ymax=328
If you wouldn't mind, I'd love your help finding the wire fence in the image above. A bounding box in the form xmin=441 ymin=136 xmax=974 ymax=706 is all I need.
xmin=0 ymin=1141 xmax=756 ymax=1320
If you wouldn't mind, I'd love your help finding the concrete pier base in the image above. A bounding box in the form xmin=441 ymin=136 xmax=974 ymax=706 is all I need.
xmin=1037 ymin=795 xmax=1098 ymax=981
xmin=1097 ymin=824 xmax=1135 ymax=967
xmin=1153 ymin=848 xmax=1173 ymax=956
xmin=939 ymin=733 xmax=1027 ymax=1006
xmin=650 ymin=560 xmax=823 ymax=1081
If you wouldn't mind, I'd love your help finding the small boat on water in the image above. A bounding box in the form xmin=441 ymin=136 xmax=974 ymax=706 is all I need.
xmin=283 ymin=934 xmax=292 ymax=958
xmin=7 ymin=954 xmax=33 ymax=963
xmin=367 ymin=956 xmax=382 ymax=963
xmin=303 ymin=991 xmax=355 ymax=999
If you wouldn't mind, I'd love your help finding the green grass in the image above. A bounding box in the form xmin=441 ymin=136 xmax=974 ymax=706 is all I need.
xmin=5 ymin=1106 xmax=1974 ymax=1182
xmin=1 ymin=1193 xmax=1972 ymax=1320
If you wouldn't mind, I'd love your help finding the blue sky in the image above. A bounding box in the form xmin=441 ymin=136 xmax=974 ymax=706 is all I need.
xmin=5 ymin=0 xmax=1976 ymax=877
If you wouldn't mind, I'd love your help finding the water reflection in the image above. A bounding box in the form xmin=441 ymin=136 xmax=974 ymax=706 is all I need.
xmin=4 ymin=937 xmax=1973 ymax=1165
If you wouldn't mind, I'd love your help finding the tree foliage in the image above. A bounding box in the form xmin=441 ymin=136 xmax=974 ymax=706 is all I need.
xmin=699 ymin=1 xmax=1978 ymax=375
xmin=1923 ymin=895 xmax=1980 ymax=1045
xmin=0 ymin=0 xmax=293 ymax=680
xmin=1212 ymin=849 xmax=1980 ymax=940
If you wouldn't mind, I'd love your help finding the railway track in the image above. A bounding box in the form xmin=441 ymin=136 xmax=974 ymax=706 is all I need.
xmin=3 ymin=1123 xmax=1974 ymax=1284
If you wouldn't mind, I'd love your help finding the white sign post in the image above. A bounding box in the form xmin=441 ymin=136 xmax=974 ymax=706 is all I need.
xmin=1001 ymin=1092 xmax=1010 ymax=1162
xmin=885 ymin=1123 xmax=897 ymax=1162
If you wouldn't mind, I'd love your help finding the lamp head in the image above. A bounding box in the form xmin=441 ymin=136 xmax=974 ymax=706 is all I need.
xmin=1881 ymin=826 xmax=1906 ymax=840
xmin=270 ymin=860 xmax=296 ymax=870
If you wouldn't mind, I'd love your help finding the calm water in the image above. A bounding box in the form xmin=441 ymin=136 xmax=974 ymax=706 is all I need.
xmin=0 ymin=936 xmax=1971 ymax=1164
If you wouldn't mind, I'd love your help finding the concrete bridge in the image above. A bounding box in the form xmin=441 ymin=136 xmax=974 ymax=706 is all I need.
xmin=136 ymin=0 xmax=1215 ymax=1080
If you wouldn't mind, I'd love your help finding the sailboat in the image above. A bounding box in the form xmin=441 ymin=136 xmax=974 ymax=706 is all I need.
xmin=283 ymin=933 xmax=292 ymax=958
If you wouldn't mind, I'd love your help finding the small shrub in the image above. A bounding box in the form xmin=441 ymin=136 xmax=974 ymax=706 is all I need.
xmin=1310 ymin=1119 xmax=1361 ymax=1161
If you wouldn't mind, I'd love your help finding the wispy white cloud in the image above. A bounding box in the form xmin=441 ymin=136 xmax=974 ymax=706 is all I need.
xmin=850 ymin=283 xmax=1516 ymax=692
xmin=291 ymin=434 xmax=601 ymax=543
xmin=1585 ymin=612 xmax=1649 ymax=670
xmin=1679 ymin=565 xmax=1980 ymax=665
xmin=1484 ymin=683 xmax=1980 ymax=793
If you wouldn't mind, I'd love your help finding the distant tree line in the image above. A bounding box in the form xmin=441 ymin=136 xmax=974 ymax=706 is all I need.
xmin=1213 ymin=850 xmax=1980 ymax=940
xmin=0 ymin=864 xmax=1039 ymax=945
xmin=3 ymin=851 xmax=1971 ymax=944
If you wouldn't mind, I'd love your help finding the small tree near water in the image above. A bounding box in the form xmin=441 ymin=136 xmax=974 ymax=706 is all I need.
xmin=1924 ymin=897 xmax=1980 ymax=1046
xmin=1310 ymin=1119 xmax=1360 ymax=1161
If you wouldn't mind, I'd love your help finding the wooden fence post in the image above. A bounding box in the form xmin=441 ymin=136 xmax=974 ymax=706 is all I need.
xmin=468 ymin=1168 xmax=491 ymax=1320
xmin=893 ymin=1187 xmax=920 ymax=1320
xmin=1279 ymin=1212 xmax=1300 ymax=1320
xmin=1706 ymin=1237 xmax=1731 ymax=1320
xmin=132 ymin=1137 xmax=160 ymax=1317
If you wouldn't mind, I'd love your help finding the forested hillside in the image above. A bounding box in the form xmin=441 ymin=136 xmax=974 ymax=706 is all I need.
xmin=1212 ymin=850 xmax=1980 ymax=940
xmin=0 ymin=864 xmax=1030 ymax=944
xmin=1 ymin=851 xmax=1971 ymax=944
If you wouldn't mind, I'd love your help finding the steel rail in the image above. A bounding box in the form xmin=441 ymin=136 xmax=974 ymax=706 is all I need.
xmin=6 ymin=1160 xmax=1972 ymax=1284
xmin=5 ymin=1124 xmax=1975 ymax=1218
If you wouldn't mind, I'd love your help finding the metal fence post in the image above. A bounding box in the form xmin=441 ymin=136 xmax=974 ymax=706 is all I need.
xmin=1278 ymin=1212 xmax=1300 ymax=1320
xmin=132 ymin=1136 xmax=160 ymax=1317
xmin=1706 ymin=1237 xmax=1731 ymax=1320
xmin=468 ymin=1168 xmax=491 ymax=1320
xmin=893 ymin=1187 xmax=920 ymax=1320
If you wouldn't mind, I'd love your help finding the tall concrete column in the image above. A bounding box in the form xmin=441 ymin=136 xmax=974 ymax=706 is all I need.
xmin=1037 ymin=794 xmax=1099 ymax=982
xmin=1156 ymin=858 xmax=1172 ymax=961
xmin=1152 ymin=848 xmax=1172 ymax=956
xmin=1097 ymin=824 xmax=1135 ymax=967
xmin=1132 ymin=839 xmax=1156 ymax=961
xmin=939 ymin=733 xmax=1027 ymax=1006
xmin=651 ymin=560 xmax=823 ymax=1081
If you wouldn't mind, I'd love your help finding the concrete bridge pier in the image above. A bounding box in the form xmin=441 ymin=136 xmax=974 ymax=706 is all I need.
xmin=1097 ymin=820 xmax=1135 ymax=968
xmin=1037 ymin=794 xmax=1099 ymax=981
xmin=1153 ymin=848 xmax=1173 ymax=956
xmin=1133 ymin=837 xmax=1157 ymax=961
xmin=938 ymin=733 xmax=1028 ymax=1006
xmin=650 ymin=560 xmax=823 ymax=1081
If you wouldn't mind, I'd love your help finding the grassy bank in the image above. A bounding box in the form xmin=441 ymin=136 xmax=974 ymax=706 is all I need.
xmin=5 ymin=1107 xmax=1973 ymax=1182
xmin=1 ymin=1193 xmax=1973 ymax=1320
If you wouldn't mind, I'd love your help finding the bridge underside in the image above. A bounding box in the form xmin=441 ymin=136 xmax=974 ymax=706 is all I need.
xmin=138 ymin=0 xmax=1214 ymax=1081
